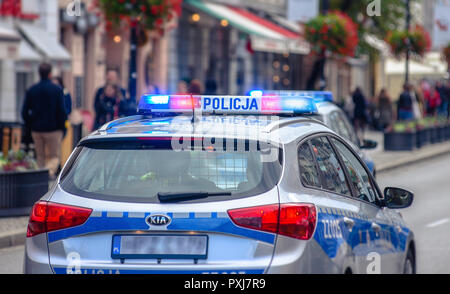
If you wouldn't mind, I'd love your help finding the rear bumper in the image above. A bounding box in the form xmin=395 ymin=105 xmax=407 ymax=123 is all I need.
xmin=23 ymin=236 xmax=53 ymax=274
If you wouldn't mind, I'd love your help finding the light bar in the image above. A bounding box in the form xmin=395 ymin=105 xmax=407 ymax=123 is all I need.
xmin=138 ymin=94 xmax=318 ymax=115
xmin=264 ymin=90 xmax=334 ymax=103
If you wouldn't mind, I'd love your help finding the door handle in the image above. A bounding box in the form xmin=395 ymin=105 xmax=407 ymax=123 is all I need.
xmin=371 ymin=222 xmax=382 ymax=233
xmin=343 ymin=217 xmax=355 ymax=230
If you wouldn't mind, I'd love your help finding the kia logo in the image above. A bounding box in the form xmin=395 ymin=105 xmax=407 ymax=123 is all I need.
xmin=146 ymin=214 xmax=171 ymax=226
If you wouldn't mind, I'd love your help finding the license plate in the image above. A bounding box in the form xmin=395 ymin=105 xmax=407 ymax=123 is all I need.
xmin=111 ymin=234 xmax=208 ymax=259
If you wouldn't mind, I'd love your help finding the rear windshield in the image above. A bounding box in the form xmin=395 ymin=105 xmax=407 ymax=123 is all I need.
xmin=60 ymin=138 xmax=282 ymax=203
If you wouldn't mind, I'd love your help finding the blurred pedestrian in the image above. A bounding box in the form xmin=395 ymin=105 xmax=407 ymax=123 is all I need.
xmin=145 ymin=83 xmax=160 ymax=94
xmin=52 ymin=76 xmax=72 ymax=116
xmin=94 ymin=83 xmax=124 ymax=129
xmin=446 ymin=80 xmax=450 ymax=119
xmin=21 ymin=62 xmax=67 ymax=179
xmin=436 ymin=81 xmax=448 ymax=117
xmin=424 ymin=85 xmax=441 ymax=116
xmin=409 ymin=84 xmax=422 ymax=120
xmin=204 ymin=79 xmax=218 ymax=95
xmin=397 ymin=84 xmax=414 ymax=121
xmin=176 ymin=80 xmax=189 ymax=94
xmin=93 ymin=69 xmax=127 ymax=130
xmin=189 ymin=79 xmax=203 ymax=95
xmin=377 ymin=88 xmax=394 ymax=130
xmin=352 ymin=87 xmax=368 ymax=140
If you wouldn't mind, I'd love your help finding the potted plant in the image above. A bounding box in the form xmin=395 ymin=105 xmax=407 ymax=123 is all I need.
xmin=446 ymin=118 xmax=450 ymax=141
xmin=384 ymin=121 xmax=416 ymax=151
xmin=436 ymin=116 xmax=448 ymax=142
xmin=0 ymin=150 xmax=49 ymax=216
xmin=426 ymin=117 xmax=440 ymax=144
xmin=416 ymin=118 xmax=430 ymax=149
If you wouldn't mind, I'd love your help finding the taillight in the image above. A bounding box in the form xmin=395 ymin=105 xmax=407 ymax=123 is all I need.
xmin=27 ymin=201 xmax=92 ymax=237
xmin=228 ymin=203 xmax=316 ymax=240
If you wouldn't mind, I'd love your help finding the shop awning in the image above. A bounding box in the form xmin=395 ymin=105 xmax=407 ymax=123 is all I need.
xmin=186 ymin=0 xmax=310 ymax=54
xmin=0 ymin=25 xmax=20 ymax=60
xmin=15 ymin=39 xmax=42 ymax=72
xmin=17 ymin=23 xmax=71 ymax=70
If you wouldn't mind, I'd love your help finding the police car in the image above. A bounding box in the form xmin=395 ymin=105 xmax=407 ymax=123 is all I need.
xmin=262 ymin=90 xmax=378 ymax=176
xmin=24 ymin=93 xmax=415 ymax=274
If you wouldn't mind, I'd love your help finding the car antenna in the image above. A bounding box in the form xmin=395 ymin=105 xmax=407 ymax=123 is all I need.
xmin=190 ymin=94 xmax=196 ymax=124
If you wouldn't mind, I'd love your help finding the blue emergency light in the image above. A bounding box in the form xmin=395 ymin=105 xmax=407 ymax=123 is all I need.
xmin=138 ymin=94 xmax=318 ymax=115
xmin=263 ymin=90 xmax=334 ymax=104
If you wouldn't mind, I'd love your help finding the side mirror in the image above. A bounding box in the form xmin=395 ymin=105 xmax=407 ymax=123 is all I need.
xmin=361 ymin=139 xmax=378 ymax=150
xmin=384 ymin=187 xmax=414 ymax=209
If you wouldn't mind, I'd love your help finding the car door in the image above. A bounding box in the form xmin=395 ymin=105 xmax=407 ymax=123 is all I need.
xmin=300 ymin=136 xmax=362 ymax=273
xmin=329 ymin=137 xmax=400 ymax=273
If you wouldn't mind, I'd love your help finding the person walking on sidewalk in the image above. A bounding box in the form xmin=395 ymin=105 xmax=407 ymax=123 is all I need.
xmin=21 ymin=62 xmax=67 ymax=180
xmin=377 ymin=88 xmax=394 ymax=131
xmin=352 ymin=87 xmax=368 ymax=141
xmin=397 ymin=84 xmax=414 ymax=121
xmin=93 ymin=69 xmax=127 ymax=130
xmin=424 ymin=86 xmax=441 ymax=117
xmin=94 ymin=83 xmax=125 ymax=129
xmin=52 ymin=76 xmax=72 ymax=116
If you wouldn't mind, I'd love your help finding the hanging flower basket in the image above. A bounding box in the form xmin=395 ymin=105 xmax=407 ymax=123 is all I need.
xmin=95 ymin=0 xmax=182 ymax=38
xmin=386 ymin=25 xmax=431 ymax=58
xmin=304 ymin=11 xmax=359 ymax=57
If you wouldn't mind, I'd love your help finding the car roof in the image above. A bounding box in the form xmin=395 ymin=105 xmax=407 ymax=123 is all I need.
xmin=315 ymin=101 xmax=343 ymax=116
xmin=81 ymin=114 xmax=336 ymax=145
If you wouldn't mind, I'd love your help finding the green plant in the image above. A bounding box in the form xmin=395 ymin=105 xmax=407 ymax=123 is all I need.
xmin=0 ymin=150 xmax=38 ymax=173
xmin=386 ymin=25 xmax=431 ymax=58
xmin=392 ymin=121 xmax=416 ymax=133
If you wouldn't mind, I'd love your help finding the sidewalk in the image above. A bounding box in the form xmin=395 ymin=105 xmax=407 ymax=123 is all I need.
xmin=1 ymin=134 xmax=449 ymax=249
xmin=364 ymin=131 xmax=450 ymax=173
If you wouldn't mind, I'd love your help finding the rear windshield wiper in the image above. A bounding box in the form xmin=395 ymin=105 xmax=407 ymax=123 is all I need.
xmin=157 ymin=191 xmax=232 ymax=202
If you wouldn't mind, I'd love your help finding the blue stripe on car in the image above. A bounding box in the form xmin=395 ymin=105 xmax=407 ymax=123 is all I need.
xmin=314 ymin=211 xmax=409 ymax=259
xmin=47 ymin=211 xmax=276 ymax=244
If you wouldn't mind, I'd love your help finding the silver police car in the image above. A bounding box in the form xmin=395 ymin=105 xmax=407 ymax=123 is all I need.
xmin=24 ymin=94 xmax=415 ymax=274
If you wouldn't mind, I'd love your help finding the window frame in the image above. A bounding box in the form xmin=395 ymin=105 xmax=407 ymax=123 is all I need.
xmin=327 ymin=134 xmax=384 ymax=207
xmin=297 ymin=133 xmax=353 ymax=199
xmin=297 ymin=141 xmax=323 ymax=190
xmin=297 ymin=133 xmax=384 ymax=208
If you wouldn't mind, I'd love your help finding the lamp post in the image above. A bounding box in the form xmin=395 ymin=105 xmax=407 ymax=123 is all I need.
xmin=319 ymin=0 xmax=330 ymax=90
xmin=128 ymin=20 xmax=138 ymax=103
xmin=405 ymin=0 xmax=411 ymax=84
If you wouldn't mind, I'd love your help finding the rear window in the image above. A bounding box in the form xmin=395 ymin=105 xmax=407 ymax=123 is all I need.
xmin=60 ymin=138 xmax=282 ymax=203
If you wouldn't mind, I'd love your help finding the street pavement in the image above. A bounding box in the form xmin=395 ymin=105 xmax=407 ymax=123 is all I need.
xmin=377 ymin=153 xmax=450 ymax=274
xmin=0 ymin=245 xmax=23 ymax=274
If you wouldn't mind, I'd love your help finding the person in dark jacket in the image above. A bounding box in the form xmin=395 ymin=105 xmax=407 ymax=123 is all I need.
xmin=377 ymin=88 xmax=394 ymax=130
xmin=52 ymin=76 xmax=72 ymax=116
xmin=21 ymin=62 xmax=67 ymax=179
xmin=397 ymin=84 xmax=414 ymax=121
xmin=352 ymin=87 xmax=368 ymax=141
xmin=93 ymin=69 xmax=127 ymax=130
xmin=94 ymin=83 xmax=124 ymax=129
